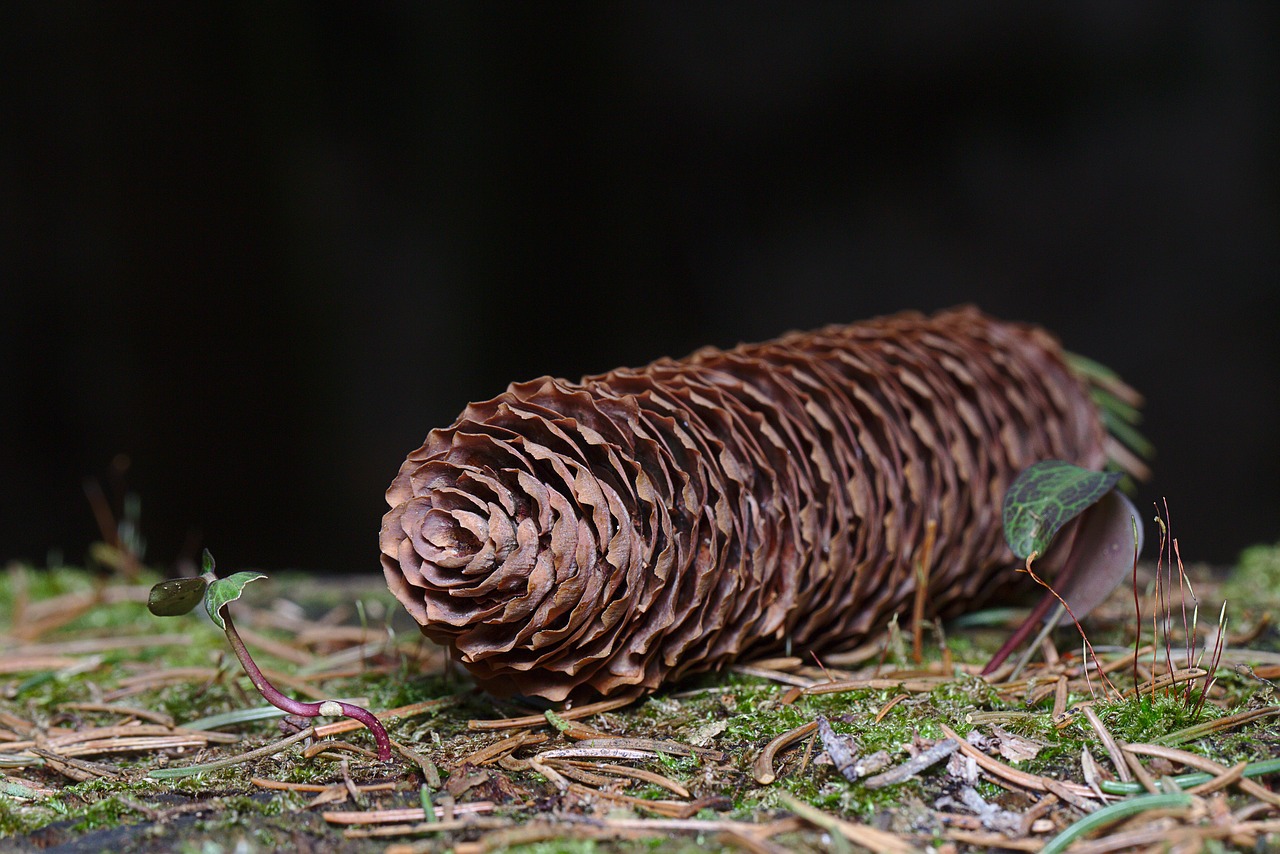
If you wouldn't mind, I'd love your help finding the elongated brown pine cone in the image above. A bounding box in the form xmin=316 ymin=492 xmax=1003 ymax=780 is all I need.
xmin=381 ymin=306 xmax=1141 ymax=701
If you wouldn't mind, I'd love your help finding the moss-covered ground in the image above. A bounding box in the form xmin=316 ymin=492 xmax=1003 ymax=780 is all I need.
xmin=3 ymin=542 xmax=1280 ymax=853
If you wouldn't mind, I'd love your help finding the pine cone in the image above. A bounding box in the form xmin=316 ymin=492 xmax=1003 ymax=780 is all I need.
xmin=380 ymin=307 xmax=1143 ymax=701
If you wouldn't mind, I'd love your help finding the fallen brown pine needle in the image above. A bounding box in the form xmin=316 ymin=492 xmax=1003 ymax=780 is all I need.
xmin=730 ymin=665 xmax=816 ymax=687
xmin=544 ymin=709 xmax=614 ymax=739
xmin=56 ymin=702 xmax=176 ymax=727
xmin=569 ymin=736 xmax=725 ymax=761
xmin=874 ymin=694 xmax=909 ymax=723
xmin=251 ymin=776 xmax=397 ymax=793
xmin=148 ymin=726 xmax=316 ymax=779
xmin=718 ymin=827 xmax=794 ymax=854
xmin=323 ymin=800 xmax=495 ymax=825
xmin=1152 ymin=704 xmax=1280 ymax=746
xmin=1081 ymin=705 xmax=1132 ymax=783
xmin=0 ymin=656 xmax=85 ymax=674
xmin=800 ymin=676 xmax=950 ymax=696
xmin=557 ymin=759 xmax=690 ymax=797
xmin=30 ymin=748 xmax=120 ymax=782
xmin=467 ymin=694 xmax=640 ymax=731
xmin=778 ymin=792 xmax=918 ymax=854
xmin=753 ymin=720 xmax=819 ymax=784
xmin=1123 ymin=742 xmax=1280 ymax=807
xmin=938 ymin=724 xmax=1096 ymax=801
xmin=1187 ymin=760 xmax=1248 ymax=796
xmin=345 ymin=815 xmax=514 ymax=840
xmin=566 ymin=781 xmax=696 ymax=817
xmin=944 ymin=829 xmax=1044 ymax=851
xmin=1123 ymin=667 xmax=1207 ymax=699
xmin=4 ymin=633 xmax=193 ymax=657
xmin=44 ymin=724 xmax=239 ymax=747
xmin=458 ymin=730 xmax=549 ymax=767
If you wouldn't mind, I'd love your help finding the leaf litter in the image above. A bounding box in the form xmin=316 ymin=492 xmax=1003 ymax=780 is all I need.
xmin=3 ymin=541 xmax=1280 ymax=852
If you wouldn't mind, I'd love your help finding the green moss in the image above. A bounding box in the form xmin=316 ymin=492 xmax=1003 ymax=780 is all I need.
xmin=1099 ymin=693 xmax=1207 ymax=744
xmin=1225 ymin=540 xmax=1280 ymax=607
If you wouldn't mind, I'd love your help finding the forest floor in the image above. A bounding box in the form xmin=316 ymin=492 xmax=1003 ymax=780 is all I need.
xmin=3 ymin=542 xmax=1280 ymax=854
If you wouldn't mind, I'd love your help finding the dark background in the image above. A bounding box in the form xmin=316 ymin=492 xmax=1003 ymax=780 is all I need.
xmin=3 ymin=3 xmax=1277 ymax=575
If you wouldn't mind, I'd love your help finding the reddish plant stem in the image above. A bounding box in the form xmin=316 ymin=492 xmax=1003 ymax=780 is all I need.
xmin=220 ymin=608 xmax=392 ymax=761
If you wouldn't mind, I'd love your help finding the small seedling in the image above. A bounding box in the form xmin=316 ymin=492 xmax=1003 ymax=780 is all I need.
xmin=147 ymin=550 xmax=392 ymax=761
xmin=985 ymin=460 xmax=1142 ymax=678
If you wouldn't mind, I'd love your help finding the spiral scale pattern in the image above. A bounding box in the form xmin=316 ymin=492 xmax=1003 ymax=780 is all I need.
xmin=381 ymin=307 xmax=1114 ymax=701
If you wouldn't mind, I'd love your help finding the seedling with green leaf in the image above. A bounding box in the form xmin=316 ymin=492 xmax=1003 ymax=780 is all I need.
xmin=146 ymin=550 xmax=392 ymax=761
xmin=985 ymin=459 xmax=1143 ymax=678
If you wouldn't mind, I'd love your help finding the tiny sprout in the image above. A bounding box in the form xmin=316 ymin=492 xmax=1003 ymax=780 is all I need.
xmin=148 ymin=549 xmax=391 ymax=761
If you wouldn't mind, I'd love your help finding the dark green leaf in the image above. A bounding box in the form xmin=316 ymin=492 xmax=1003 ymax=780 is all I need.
xmin=204 ymin=571 xmax=267 ymax=630
xmin=1003 ymin=460 xmax=1122 ymax=560
xmin=147 ymin=577 xmax=208 ymax=617
xmin=201 ymin=548 xmax=216 ymax=575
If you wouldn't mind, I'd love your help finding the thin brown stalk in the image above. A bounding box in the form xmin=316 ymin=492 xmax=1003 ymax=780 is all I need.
xmin=1130 ymin=513 xmax=1143 ymax=701
xmin=1123 ymin=668 xmax=1207 ymax=699
xmin=312 ymin=695 xmax=466 ymax=739
xmin=944 ymin=830 xmax=1043 ymax=852
xmin=730 ymin=665 xmax=814 ymax=687
xmin=1022 ymin=558 xmax=1119 ymax=700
